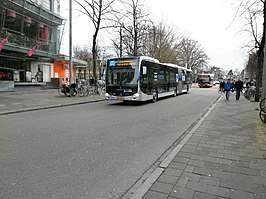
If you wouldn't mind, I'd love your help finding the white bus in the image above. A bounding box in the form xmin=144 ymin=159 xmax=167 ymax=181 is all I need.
xmin=105 ymin=56 xmax=192 ymax=102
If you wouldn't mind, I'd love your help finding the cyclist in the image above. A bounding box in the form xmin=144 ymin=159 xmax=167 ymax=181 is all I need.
xmin=224 ymin=79 xmax=232 ymax=100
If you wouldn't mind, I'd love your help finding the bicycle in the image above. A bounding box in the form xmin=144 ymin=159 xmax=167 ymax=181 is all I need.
xmin=58 ymin=84 xmax=71 ymax=97
xmin=259 ymin=97 xmax=266 ymax=123
xmin=58 ymin=83 xmax=81 ymax=97
xmin=244 ymin=86 xmax=255 ymax=100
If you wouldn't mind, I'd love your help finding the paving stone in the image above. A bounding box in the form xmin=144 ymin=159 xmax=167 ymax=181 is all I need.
xmin=206 ymin=141 xmax=232 ymax=147
xmin=163 ymin=168 xmax=183 ymax=177
xmin=207 ymin=186 xmax=230 ymax=198
xmin=254 ymin=193 xmax=266 ymax=199
xmin=260 ymin=170 xmax=266 ymax=177
xmin=220 ymin=164 xmax=241 ymax=174
xmin=180 ymin=147 xmax=196 ymax=153
xmin=193 ymin=167 xmax=213 ymax=176
xmin=212 ymin=170 xmax=231 ymax=180
xmin=229 ymin=172 xmax=253 ymax=181
xmin=188 ymin=159 xmax=205 ymax=167
xmin=186 ymin=181 xmax=208 ymax=192
xmin=168 ymin=162 xmax=187 ymax=170
xmin=142 ymin=190 xmax=168 ymax=199
xmin=150 ymin=181 xmax=174 ymax=194
xmin=251 ymin=176 xmax=266 ymax=186
xmin=176 ymin=178 xmax=188 ymax=188
xmin=232 ymin=161 xmax=251 ymax=168
xmin=220 ymin=179 xmax=266 ymax=193
xmin=172 ymin=156 xmax=189 ymax=164
xmin=205 ymin=162 xmax=224 ymax=170
xmin=194 ymin=191 xmax=218 ymax=199
xmin=170 ymin=187 xmax=195 ymax=199
xmin=223 ymin=154 xmax=242 ymax=161
xmin=209 ymin=152 xmax=226 ymax=159
xmin=217 ymin=149 xmax=232 ymax=155
xmin=180 ymin=172 xmax=201 ymax=182
xmin=183 ymin=144 xmax=197 ymax=150
xmin=229 ymin=189 xmax=255 ymax=199
xmin=195 ymin=150 xmax=211 ymax=156
xmin=199 ymin=176 xmax=220 ymax=186
xmin=157 ymin=174 xmax=179 ymax=184
xmin=249 ymin=162 xmax=266 ymax=170
xmin=231 ymin=151 xmax=246 ymax=157
xmin=240 ymin=167 xmax=261 ymax=176
xmin=184 ymin=165 xmax=194 ymax=173
xmin=177 ymin=152 xmax=193 ymax=158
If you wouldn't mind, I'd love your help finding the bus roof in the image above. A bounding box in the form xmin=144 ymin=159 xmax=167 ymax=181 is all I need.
xmin=107 ymin=56 xmax=160 ymax=63
xmin=107 ymin=56 xmax=192 ymax=71
xmin=162 ymin=63 xmax=181 ymax=69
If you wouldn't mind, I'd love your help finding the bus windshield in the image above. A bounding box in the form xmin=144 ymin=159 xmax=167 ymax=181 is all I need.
xmin=106 ymin=58 xmax=138 ymax=86
xmin=198 ymin=77 xmax=210 ymax=83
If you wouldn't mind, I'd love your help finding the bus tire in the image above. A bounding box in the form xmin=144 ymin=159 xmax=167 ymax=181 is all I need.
xmin=152 ymin=89 xmax=158 ymax=103
xmin=173 ymin=88 xmax=177 ymax=97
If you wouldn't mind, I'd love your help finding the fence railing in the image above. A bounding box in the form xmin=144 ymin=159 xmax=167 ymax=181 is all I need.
xmin=0 ymin=29 xmax=57 ymax=54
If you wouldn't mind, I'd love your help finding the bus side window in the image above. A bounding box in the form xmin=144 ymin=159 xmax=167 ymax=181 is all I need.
xmin=182 ymin=70 xmax=186 ymax=82
xmin=141 ymin=65 xmax=148 ymax=84
xmin=142 ymin=66 xmax=147 ymax=75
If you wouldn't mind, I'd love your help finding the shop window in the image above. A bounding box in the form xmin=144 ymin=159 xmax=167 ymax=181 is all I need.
xmin=4 ymin=11 xmax=23 ymax=33
xmin=0 ymin=68 xmax=13 ymax=81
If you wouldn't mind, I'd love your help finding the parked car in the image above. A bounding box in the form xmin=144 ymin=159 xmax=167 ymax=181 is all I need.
xmin=213 ymin=80 xmax=220 ymax=86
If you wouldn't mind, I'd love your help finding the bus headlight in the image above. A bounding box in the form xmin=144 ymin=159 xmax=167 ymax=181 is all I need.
xmin=132 ymin=93 xmax=139 ymax=99
xmin=105 ymin=93 xmax=110 ymax=99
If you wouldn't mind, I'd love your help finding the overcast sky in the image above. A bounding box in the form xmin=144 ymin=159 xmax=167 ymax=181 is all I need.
xmin=60 ymin=0 xmax=250 ymax=71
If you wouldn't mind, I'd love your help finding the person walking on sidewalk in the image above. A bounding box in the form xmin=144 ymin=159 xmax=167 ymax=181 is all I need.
xmin=219 ymin=80 xmax=225 ymax=92
xmin=224 ymin=79 xmax=232 ymax=100
xmin=235 ymin=78 xmax=243 ymax=100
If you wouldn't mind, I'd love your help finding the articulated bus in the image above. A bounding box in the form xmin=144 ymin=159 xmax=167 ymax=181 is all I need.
xmin=105 ymin=56 xmax=192 ymax=102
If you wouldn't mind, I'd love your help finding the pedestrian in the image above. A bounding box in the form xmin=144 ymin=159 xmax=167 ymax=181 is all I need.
xmin=235 ymin=78 xmax=243 ymax=100
xmin=224 ymin=79 xmax=232 ymax=100
xmin=219 ymin=80 xmax=225 ymax=92
xmin=231 ymin=80 xmax=236 ymax=92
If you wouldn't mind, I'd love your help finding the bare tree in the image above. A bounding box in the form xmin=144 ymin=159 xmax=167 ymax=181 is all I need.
xmin=235 ymin=0 xmax=265 ymax=101
xmin=74 ymin=0 xmax=116 ymax=81
xmin=119 ymin=0 xmax=151 ymax=56
xmin=144 ymin=21 xmax=179 ymax=63
xmin=245 ymin=51 xmax=257 ymax=80
xmin=73 ymin=45 xmax=93 ymax=79
xmin=175 ymin=37 xmax=209 ymax=71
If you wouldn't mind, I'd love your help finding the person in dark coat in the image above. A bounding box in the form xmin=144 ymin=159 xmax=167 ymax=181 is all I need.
xmin=219 ymin=80 xmax=225 ymax=92
xmin=235 ymin=79 xmax=243 ymax=100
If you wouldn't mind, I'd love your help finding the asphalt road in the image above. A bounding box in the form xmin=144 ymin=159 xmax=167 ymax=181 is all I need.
xmin=0 ymin=87 xmax=220 ymax=199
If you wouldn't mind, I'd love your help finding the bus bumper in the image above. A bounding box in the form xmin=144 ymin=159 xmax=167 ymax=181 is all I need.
xmin=105 ymin=93 xmax=140 ymax=101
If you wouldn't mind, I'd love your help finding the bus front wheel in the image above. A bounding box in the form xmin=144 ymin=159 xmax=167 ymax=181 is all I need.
xmin=173 ymin=88 xmax=177 ymax=97
xmin=152 ymin=89 xmax=158 ymax=103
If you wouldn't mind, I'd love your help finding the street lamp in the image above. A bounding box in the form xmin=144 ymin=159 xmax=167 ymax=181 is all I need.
xmin=69 ymin=0 xmax=73 ymax=84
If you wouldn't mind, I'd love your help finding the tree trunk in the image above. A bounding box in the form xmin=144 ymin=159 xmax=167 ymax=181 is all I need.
xmin=92 ymin=35 xmax=97 ymax=81
xmin=255 ymin=50 xmax=263 ymax=102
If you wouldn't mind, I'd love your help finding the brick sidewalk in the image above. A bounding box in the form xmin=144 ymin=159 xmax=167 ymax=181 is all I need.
xmin=141 ymin=97 xmax=266 ymax=199
xmin=0 ymin=88 xmax=105 ymax=115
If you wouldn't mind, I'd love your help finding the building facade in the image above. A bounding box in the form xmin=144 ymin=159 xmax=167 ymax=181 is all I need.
xmin=0 ymin=0 xmax=82 ymax=91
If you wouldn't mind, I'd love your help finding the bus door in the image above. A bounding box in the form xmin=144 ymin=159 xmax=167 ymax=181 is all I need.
xmin=178 ymin=68 xmax=182 ymax=94
xmin=182 ymin=69 xmax=187 ymax=91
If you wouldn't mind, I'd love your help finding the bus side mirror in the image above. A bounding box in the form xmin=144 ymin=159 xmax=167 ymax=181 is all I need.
xmin=142 ymin=66 xmax=147 ymax=75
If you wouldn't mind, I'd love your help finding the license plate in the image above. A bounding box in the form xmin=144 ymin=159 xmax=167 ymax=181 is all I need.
xmin=117 ymin=97 xmax=125 ymax=101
